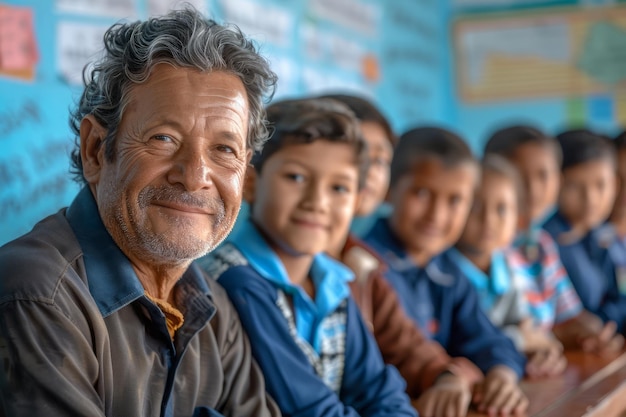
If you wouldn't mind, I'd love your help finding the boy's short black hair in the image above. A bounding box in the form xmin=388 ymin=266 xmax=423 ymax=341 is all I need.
xmin=484 ymin=125 xmax=563 ymax=165
xmin=390 ymin=126 xmax=475 ymax=186
xmin=481 ymin=153 xmax=526 ymax=211
xmin=555 ymin=129 xmax=616 ymax=171
xmin=317 ymin=93 xmax=397 ymax=146
xmin=252 ymin=97 xmax=369 ymax=189
xmin=614 ymin=130 xmax=626 ymax=150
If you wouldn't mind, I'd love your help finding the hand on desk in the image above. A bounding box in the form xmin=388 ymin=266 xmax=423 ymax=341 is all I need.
xmin=580 ymin=320 xmax=624 ymax=354
xmin=472 ymin=366 xmax=528 ymax=416
xmin=518 ymin=319 xmax=568 ymax=377
xmin=519 ymin=318 xmax=557 ymax=352
xmin=553 ymin=311 xmax=624 ymax=355
xmin=414 ymin=372 xmax=472 ymax=417
xmin=525 ymin=343 xmax=567 ymax=378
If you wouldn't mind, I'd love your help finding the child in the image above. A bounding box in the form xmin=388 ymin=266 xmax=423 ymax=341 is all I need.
xmin=542 ymin=129 xmax=626 ymax=333
xmin=452 ymin=154 xmax=567 ymax=378
xmin=324 ymin=95 xmax=483 ymax=417
xmin=485 ymin=125 xmax=624 ymax=353
xmin=364 ymin=127 xmax=528 ymax=416
xmin=198 ymin=98 xmax=417 ymax=416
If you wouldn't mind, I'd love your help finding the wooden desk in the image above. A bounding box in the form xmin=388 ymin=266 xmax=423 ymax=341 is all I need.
xmin=467 ymin=350 xmax=626 ymax=417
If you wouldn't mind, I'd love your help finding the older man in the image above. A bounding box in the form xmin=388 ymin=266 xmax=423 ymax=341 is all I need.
xmin=0 ymin=8 xmax=279 ymax=417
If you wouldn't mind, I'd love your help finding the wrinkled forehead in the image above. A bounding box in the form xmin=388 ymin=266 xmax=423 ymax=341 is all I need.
xmin=125 ymin=66 xmax=246 ymax=119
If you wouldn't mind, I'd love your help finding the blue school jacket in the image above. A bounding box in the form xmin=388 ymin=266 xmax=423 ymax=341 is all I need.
xmin=200 ymin=220 xmax=417 ymax=417
xmin=543 ymin=212 xmax=626 ymax=332
xmin=364 ymin=218 xmax=526 ymax=378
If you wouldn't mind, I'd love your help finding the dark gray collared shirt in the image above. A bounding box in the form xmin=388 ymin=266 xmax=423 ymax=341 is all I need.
xmin=0 ymin=187 xmax=279 ymax=417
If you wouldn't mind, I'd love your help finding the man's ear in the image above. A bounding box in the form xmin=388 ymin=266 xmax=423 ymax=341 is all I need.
xmin=243 ymin=166 xmax=257 ymax=204
xmin=80 ymin=115 xmax=108 ymax=185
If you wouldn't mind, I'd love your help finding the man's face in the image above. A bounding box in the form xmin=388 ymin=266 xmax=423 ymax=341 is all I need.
xmin=87 ymin=65 xmax=250 ymax=266
xmin=388 ymin=158 xmax=478 ymax=265
xmin=559 ymin=158 xmax=617 ymax=231
xmin=249 ymin=140 xmax=360 ymax=258
xmin=509 ymin=142 xmax=560 ymax=224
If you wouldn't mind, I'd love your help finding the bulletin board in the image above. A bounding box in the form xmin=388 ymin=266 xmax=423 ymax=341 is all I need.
xmin=453 ymin=5 xmax=626 ymax=102
xmin=0 ymin=0 xmax=445 ymax=245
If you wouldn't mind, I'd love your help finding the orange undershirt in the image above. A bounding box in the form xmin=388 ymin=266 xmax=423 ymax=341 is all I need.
xmin=145 ymin=293 xmax=184 ymax=339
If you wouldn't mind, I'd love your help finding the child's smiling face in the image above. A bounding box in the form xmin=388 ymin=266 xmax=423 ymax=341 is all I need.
xmin=388 ymin=157 xmax=478 ymax=266
xmin=248 ymin=140 xmax=360 ymax=258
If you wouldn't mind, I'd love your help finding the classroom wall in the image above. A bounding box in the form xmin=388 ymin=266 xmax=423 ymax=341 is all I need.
xmin=2 ymin=0 xmax=625 ymax=245
xmin=0 ymin=0 xmax=449 ymax=246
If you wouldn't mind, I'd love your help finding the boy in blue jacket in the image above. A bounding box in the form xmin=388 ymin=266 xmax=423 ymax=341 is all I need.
xmin=543 ymin=130 xmax=626 ymax=333
xmin=198 ymin=98 xmax=417 ymax=417
xmin=364 ymin=127 xmax=528 ymax=416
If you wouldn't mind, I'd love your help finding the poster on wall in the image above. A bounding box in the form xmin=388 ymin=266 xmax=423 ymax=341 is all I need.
xmin=454 ymin=5 xmax=626 ymax=102
xmin=56 ymin=21 xmax=109 ymax=85
xmin=0 ymin=5 xmax=38 ymax=80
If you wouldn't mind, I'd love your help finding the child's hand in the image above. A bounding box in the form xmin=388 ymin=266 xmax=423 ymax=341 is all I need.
xmin=518 ymin=318 xmax=558 ymax=352
xmin=472 ymin=366 xmax=527 ymax=416
xmin=414 ymin=373 xmax=472 ymax=417
xmin=579 ymin=320 xmax=624 ymax=355
xmin=525 ymin=344 xmax=567 ymax=378
xmin=554 ymin=311 xmax=624 ymax=355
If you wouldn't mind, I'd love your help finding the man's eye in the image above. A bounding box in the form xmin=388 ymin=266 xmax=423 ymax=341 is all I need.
xmin=153 ymin=135 xmax=173 ymax=142
xmin=216 ymin=144 xmax=235 ymax=154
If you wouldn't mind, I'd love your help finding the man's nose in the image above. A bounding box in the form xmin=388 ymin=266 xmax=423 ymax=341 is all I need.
xmin=167 ymin=146 xmax=214 ymax=192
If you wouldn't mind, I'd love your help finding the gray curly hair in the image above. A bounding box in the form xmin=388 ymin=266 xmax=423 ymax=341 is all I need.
xmin=69 ymin=7 xmax=277 ymax=184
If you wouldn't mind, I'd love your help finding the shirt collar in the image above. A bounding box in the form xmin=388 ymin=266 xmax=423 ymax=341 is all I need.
xmin=514 ymin=206 xmax=557 ymax=248
xmin=230 ymin=219 xmax=354 ymax=315
xmin=66 ymin=187 xmax=212 ymax=317
xmin=544 ymin=211 xmax=611 ymax=252
xmin=535 ymin=206 xmax=557 ymax=229
xmin=448 ymin=248 xmax=510 ymax=295
xmin=367 ymin=218 xmax=455 ymax=286
xmin=367 ymin=218 xmax=406 ymax=259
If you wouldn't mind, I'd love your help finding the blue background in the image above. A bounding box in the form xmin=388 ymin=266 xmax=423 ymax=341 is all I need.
xmin=0 ymin=0 xmax=623 ymax=245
